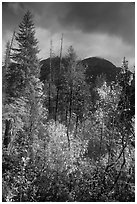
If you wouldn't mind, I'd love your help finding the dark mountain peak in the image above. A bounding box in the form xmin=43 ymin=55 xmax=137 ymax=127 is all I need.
xmin=81 ymin=57 xmax=121 ymax=84
xmin=82 ymin=57 xmax=116 ymax=69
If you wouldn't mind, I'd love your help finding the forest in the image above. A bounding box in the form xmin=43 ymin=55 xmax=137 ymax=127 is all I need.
xmin=2 ymin=11 xmax=135 ymax=202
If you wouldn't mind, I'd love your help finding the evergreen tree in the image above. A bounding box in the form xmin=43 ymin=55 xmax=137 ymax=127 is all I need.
xmin=3 ymin=11 xmax=47 ymax=201
xmin=14 ymin=10 xmax=39 ymax=74
xmin=6 ymin=11 xmax=39 ymax=98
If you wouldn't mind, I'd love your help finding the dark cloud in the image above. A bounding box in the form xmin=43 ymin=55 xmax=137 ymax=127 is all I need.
xmin=3 ymin=2 xmax=135 ymax=44
xmin=2 ymin=2 xmax=26 ymax=34
xmin=58 ymin=2 xmax=135 ymax=44
xmin=2 ymin=2 xmax=135 ymax=68
xmin=2 ymin=2 xmax=66 ymax=29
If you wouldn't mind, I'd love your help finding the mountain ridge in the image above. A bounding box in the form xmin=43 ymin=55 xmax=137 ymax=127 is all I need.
xmin=40 ymin=56 xmax=122 ymax=84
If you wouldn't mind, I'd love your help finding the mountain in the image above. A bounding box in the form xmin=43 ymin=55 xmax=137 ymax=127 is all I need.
xmin=40 ymin=56 xmax=122 ymax=84
xmin=81 ymin=57 xmax=121 ymax=84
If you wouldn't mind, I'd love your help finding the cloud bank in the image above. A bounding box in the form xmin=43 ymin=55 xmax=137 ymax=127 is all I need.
xmin=2 ymin=2 xmax=135 ymax=68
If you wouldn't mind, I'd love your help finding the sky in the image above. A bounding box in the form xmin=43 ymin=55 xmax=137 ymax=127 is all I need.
xmin=2 ymin=2 xmax=135 ymax=69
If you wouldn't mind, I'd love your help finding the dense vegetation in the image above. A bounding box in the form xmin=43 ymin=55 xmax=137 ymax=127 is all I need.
xmin=2 ymin=11 xmax=135 ymax=202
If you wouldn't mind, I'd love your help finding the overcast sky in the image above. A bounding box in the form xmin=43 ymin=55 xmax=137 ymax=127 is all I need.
xmin=2 ymin=2 xmax=135 ymax=68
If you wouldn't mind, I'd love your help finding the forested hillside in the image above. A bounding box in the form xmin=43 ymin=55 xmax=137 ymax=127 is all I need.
xmin=40 ymin=56 xmax=120 ymax=83
xmin=2 ymin=11 xmax=135 ymax=202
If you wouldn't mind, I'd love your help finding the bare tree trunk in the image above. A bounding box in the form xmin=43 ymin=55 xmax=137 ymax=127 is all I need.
xmin=3 ymin=119 xmax=12 ymax=148
xmin=55 ymin=87 xmax=59 ymax=122
xmin=59 ymin=34 xmax=63 ymax=70
xmin=3 ymin=30 xmax=15 ymax=104
xmin=69 ymin=87 xmax=73 ymax=122
xmin=66 ymin=86 xmax=73 ymax=149
xmin=5 ymin=30 xmax=15 ymax=68
xmin=75 ymin=115 xmax=79 ymax=137
xmin=55 ymin=34 xmax=63 ymax=123
xmin=65 ymin=104 xmax=68 ymax=125
xmin=99 ymin=124 xmax=103 ymax=154
xmin=99 ymin=104 xmax=104 ymax=155
xmin=66 ymin=123 xmax=70 ymax=150
xmin=49 ymin=40 xmax=52 ymax=115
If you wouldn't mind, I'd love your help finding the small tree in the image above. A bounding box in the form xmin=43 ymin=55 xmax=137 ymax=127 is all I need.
xmin=62 ymin=47 xmax=91 ymax=143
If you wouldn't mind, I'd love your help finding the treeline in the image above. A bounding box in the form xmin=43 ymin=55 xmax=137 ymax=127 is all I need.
xmin=2 ymin=11 xmax=135 ymax=202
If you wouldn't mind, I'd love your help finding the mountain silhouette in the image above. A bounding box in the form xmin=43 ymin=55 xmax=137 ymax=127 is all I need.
xmin=40 ymin=56 xmax=122 ymax=84
xmin=82 ymin=57 xmax=121 ymax=84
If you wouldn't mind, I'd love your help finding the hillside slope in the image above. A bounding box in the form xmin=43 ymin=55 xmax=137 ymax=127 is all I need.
xmin=40 ymin=56 xmax=122 ymax=84
xmin=82 ymin=57 xmax=121 ymax=84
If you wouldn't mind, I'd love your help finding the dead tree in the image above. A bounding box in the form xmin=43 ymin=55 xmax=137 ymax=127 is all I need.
xmin=3 ymin=119 xmax=12 ymax=148
xmin=49 ymin=39 xmax=52 ymax=114
xmin=55 ymin=34 xmax=63 ymax=122
xmin=3 ymin=31 xmax=15 ymax=104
